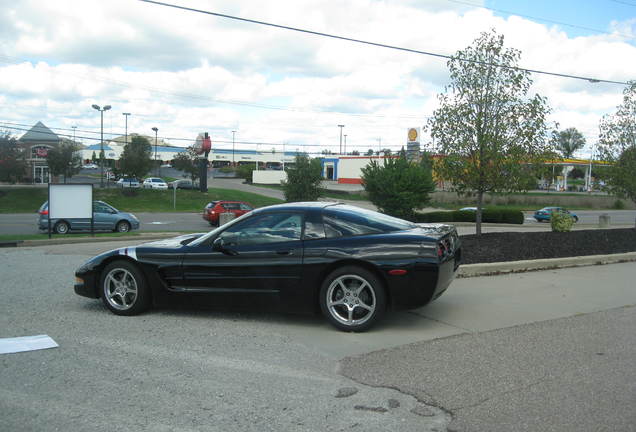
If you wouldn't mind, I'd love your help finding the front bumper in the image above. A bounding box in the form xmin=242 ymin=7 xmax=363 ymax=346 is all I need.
xmin=74 ymin=273 xmax=99 ymax=298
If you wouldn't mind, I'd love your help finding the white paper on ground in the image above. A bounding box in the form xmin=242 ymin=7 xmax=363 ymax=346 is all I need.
xmin=0 ymin=335 xmax=59 ymax=354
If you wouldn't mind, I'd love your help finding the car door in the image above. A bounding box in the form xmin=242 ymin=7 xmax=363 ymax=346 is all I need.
xmin=93 ymin=202 xmax=116 ymax=230
xmin=179 ymin=211 xmax=304 ymax=294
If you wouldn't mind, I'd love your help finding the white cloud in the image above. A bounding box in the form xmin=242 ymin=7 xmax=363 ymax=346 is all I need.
xmin=0 ymin=0 xmax=633 ymax=155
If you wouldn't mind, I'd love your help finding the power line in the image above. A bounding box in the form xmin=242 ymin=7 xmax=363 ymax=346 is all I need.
xmin=610 ymin=0 xmax=636 ymax=6
xmin=446 ymin=0 xmax=634 ymax=40
xmin=139 ymin=0 xmax=631 ymax=86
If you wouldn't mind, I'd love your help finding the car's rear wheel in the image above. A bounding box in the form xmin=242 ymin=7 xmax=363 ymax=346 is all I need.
xmin=320 ymin=266 xmax=386 ymax=332
xmin=100 ymin=260 xmax=150 ymax=316
xmin=55 ymin=221 xmax=70 ymax=234
xmin=573 ymin=216 xmax=579 ymax=222
xmin=115 ymin=221 xmax=131 ymax=233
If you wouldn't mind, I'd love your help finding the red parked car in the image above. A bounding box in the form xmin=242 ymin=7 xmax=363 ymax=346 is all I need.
xmin=202 ymin=201 xmax=254 ymax=226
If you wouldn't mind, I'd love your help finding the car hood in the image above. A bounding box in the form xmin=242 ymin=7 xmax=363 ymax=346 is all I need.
xmin=140 ymin=232 xmax=207 ymax=248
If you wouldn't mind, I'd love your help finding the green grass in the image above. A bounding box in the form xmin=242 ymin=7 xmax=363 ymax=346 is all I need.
xmin=0 ymin=187 xmax=283 ymax=213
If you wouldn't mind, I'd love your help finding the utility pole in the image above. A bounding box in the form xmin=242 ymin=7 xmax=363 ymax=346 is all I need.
xmin=344 ymin=134 xmax=347 ymax=155
xmin=123 ymin=112 xmax=131 ymax=146
xmin=152 ymin=127 xmax=158 ymax=176
xmin=338 ymin=125 xmax=344 ymax=154
xmin=232 ymin=130 xmax=236 ymax=166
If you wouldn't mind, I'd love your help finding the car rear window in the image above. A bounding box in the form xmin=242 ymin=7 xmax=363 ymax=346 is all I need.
xmin=322 ymin=205 xmax=415 ymax=238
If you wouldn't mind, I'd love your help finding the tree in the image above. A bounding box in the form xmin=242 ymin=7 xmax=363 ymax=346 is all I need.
xmin=282 ymin=154 xmax=323 ymax=202
xmin=0 ymin=131 xmax=27 ymax=183
xmin=597 ymin=82 xmax=636 ymax=204
xmin=91 ymin=151 xmax=97 ymax=163
xmin=172 ymin=147 xmax=201 ymax=183
xmin=361 ymin=154 xmax=435 ymax=220
xmin=46 ymin=141 xmax=82 ymax=183
xmin=426 ymin=30 xmax=554 ymax=235
xmin=554 ymin=127 xmax=585 ymax=158
xmin=365 ymin=149 xmax=374 ymax=156
xmin=119 ymin=136 xmax=153 ymax=180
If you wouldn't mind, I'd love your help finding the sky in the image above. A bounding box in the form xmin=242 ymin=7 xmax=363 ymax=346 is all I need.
xmin=0 ymin=0 xmax=634 ymax=158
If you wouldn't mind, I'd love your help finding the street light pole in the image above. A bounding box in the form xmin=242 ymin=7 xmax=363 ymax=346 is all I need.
xmin=232 ymin=130 xmax=236 ymax=166
xmin=152 ymin=127 xmax=158 ymax=176
xmin=338 ymin=125 xmax=344 ymax=154
xmin=92 ymin=104 xmax=111 ymax=188
xmin=123 ymin=113 xmax=131 ymax=146
xmin=344 ymin=134 xmax=347 ymax=155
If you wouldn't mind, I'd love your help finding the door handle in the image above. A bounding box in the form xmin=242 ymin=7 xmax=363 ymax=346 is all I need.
xmin=276 ymin=250 xmax=292 ymax=255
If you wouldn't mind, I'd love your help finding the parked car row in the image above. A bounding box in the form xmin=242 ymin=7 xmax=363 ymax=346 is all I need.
xmin=113 ymin=177 xmax=198 ymax=189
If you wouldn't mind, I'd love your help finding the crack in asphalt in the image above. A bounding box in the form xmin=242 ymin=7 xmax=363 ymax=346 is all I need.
xmin=451 ymin=373 xmax=550 ymax=412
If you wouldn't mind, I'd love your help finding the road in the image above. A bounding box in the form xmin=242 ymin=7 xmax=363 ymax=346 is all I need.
xmin=1 ymin=241 xmax=635 ymax=431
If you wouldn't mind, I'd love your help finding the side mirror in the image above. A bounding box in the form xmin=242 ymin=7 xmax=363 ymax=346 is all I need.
xmin=213 ymin=237 xmax=238 ymax=256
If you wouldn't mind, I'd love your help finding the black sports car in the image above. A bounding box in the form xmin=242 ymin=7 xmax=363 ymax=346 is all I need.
xmin=74 ymin=202 xmax=461 ymax=331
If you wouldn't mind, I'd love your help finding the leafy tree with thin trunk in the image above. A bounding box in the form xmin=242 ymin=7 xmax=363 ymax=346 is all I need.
xmin=172 ymin=147 xmax=201 ymax=183
xmin=118 ymin=135 xmax=153 ymax=180
xmin=282 ymin=154 xmax=323 ymax=202
xmin=555 ymin=127 xmax=586 ymax=158
xmin=46 ymin=141 xmax=82 ymax=183
xmin=597 ymin=82 xmax=636 ymax=204
xmin=426 ymin=30 xmax=554 ymax=235
xmin=0 ymin=131 xmax=27 ymax=183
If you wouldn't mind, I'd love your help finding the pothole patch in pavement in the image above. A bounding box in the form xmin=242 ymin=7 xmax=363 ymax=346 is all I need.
xmin=332 ymin=385 xmax=451 ymax=431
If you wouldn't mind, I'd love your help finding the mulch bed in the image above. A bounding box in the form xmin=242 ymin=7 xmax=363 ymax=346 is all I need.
xmin=460 ymin=228 xmax=636 ymax=264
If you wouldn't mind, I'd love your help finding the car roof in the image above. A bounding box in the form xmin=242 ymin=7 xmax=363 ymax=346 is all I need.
xmin=252 ymin=201 xmax=339 ymax=213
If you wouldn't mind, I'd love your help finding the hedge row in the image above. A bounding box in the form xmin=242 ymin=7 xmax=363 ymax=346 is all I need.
xmin=413 ymin=209 xmax=524 ymax=224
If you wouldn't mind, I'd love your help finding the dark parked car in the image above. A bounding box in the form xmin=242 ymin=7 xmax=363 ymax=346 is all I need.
xmin=74 ymin=202 xmax=461 ymax=331
xmin=202 ymin=200 xmax=253 ymax=226
xmin=533 ymin=207 xmax=578 ymax=222
xmin=38 ymin=201 xmax=140 ymax=234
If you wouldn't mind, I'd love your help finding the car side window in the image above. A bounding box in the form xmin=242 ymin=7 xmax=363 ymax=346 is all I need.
xmin=93 ymin=202 xmax=111 ymax=214
xmin=219 ymin=212 xmax=302 ymax=246
xmin=323 ymin=209 xmax=384 ymax=238
xmin=239 ymin=203 xmax=253 ymax=211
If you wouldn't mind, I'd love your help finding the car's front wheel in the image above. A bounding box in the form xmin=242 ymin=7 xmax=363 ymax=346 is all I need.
xmin=320 ymin=266 xmax=386 ymax=332
xmin=115 ymin=221 xmax=131 ymax=233
xmin=100 ymin=260 xmax=150 ymax=316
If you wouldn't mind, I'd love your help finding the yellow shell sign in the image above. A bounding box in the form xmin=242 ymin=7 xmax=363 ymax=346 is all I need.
xmin=408 ymin=128 xmax=418 ymax=142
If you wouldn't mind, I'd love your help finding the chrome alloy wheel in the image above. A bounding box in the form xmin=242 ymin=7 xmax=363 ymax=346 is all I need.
xmin=326 ymin=274 xmax=376 ymax=327
xmin=103 ymin=267 xmax=138 ymax=311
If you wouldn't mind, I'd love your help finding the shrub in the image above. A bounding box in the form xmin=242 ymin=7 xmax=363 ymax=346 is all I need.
xmin=236 ymin=163 xmax=256 ymax=183
xmin=551 ymin=211 xmax=574 ymax=232
xmin=413 ymin=209 xmax=523 ymax=224
xmin=219 ymin=166 xmax=235 ymax=174
xmin=612 ymin=199 xmax=626 ymax=210
xmin=361 ymin=155 xmax=435 ymax=219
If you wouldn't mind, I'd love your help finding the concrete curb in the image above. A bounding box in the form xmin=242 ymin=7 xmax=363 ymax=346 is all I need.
xmin=459 ymin=252 xmax=636 ymax=278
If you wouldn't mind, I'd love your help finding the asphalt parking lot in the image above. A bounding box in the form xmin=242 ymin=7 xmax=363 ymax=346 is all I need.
xmin=1 ymin=241 xmax=635 ymax=431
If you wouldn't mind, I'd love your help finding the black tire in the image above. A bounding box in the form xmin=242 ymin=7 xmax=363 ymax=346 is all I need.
xmin=55 ymin=221 xmax=70 ymax=234
xmin=100 ymin=260 xmax=150 ymax=316
xmin=319 ymin=266 xmax=386 ymax=332
xmin=115 ymin=221 xmax=131 ymax=233
xmin=209 ymin=221 xmax=217 ymax=227
xmin=573 ymin=216 xmax=579 ymax=223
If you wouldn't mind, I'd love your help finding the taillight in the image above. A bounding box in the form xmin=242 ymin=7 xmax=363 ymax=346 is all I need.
xmin=40 ymin=210 xmax=49 ymax=215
